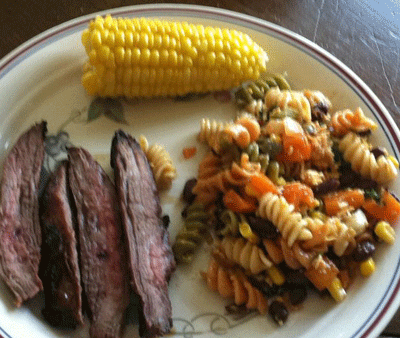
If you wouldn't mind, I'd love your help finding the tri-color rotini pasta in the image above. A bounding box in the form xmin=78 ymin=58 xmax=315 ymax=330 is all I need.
xmin=173 ymin=76 xmax=400 ymax=326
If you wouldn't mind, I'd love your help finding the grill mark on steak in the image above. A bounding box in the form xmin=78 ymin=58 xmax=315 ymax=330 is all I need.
xmin=0 ymin=121 xmax=47 ymax=306
xmin=68 ymin=146 xmax=129 ymax=338
xmin=111 ymin=130 xmax=175 ymax=338
xmin=39 ymin=160 xmax=83 ymax=329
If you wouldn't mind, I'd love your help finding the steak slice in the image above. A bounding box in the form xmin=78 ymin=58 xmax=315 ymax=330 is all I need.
xmin=0 ymin=121 xmax=47 ymax=306
xmin=111 ymin=130 xmax=175 ymax=338
xmin=39 ymin=160 xmax=83 ymax=328
xmin=68 ymin=146 xmax=129 ymax=338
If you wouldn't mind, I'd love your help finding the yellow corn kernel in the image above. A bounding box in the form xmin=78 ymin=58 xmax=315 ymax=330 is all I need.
xmin=388 ymin=155 xmax=399 ymax=169
xmin=360 ymin=257 xmax=376 ymax=277
xmin=267 ymin=266 xmax=285 ymax=286
xmin=115 ymin=47 xmax=125 ymax=65
xmin=239 ymin=221 xmax=259 ymax=244
xmin=310 ymin=211 xmax=327 ymax=222
xmin=327 ymin=277 xmax=346 ymax=302
xmin=375 ymin=221 xmax=396 ymax=244
xmin=81 ymin=15 xmax=268 ymax=97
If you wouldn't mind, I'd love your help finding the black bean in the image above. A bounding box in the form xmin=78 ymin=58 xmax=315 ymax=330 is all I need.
xmin=313 ymin=178 xmax=340 ymax=196
xmin=248 ymin=275 xmax=283 ymax=298
xmin=339 ymin=170 xmax=358 ymax=188
xmin=287 ymin=284 xmax=308 ymax=305
xmin=247 ymin=215 xmax=280 ymax=239
xmin=311 ymin=102 xmax=329 ymax=122
xmin=326 ymin=248 xmax=350 ymax=270
xmin=352 ymin=241 xmax=376 ymax=262
xmin=268 ymin=300 xmax=288 ymax=326
xmin=181 ymin=206 xmax=188 ymax=218
xmin=162 ymin=215 xmax=170 ymax=228
xmin=182 ymin=178 xmax=197 ymax=204
xmin=355 ymin=177 xmax=378 ymax=190
xmin=311 ymin=110 xmax=326 ymax=122
xmin=213 ymin=207 xmax=226 ymax=232
xmin=283 ymin=269 xmax=309 ymax=286
xmin=315 ymin=101 xmax=329 ymax=115
xmin=371 ymin=147 xmax=386 ymax=159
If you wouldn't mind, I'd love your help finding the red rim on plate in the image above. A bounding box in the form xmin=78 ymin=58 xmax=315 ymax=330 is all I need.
xmin=0 ymin=4 xmax=399 ymax=338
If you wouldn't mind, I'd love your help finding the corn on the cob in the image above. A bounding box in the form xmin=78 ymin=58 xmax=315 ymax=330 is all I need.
xmin=81 ymin=15 xmax=269 ymax=97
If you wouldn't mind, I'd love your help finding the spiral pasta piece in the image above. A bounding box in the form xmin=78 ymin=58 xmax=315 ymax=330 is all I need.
xmin=218 ymin=236 xmax=272 ymax=274
xmin=199 ymin=114 xmax=261 ymax=155
xmin=244 ymin=142 xmax=270 ymax=172
xmin=202 ymin=258 xmax=268 ymax=314
xmin=257 ymin=192 xmax=312 ymax=246
xmin=197 ymin=151 xmax=224 ymax=179
xmin=172 ymin=203 xmax=209 ymax=264
xmin=235 ymin=113 xmax=261 ymax=143
xmin=265 ymin=87 xmax=311 ymax=123
xmin=198 ymin=118 xmax=228 ymax=153
xmin=193 ymin=153 xmax=261 ymax=195
xmin=338 ymin=132 xmax=398 ymax=185
xmin=303 ymin=90 xmax=332 ymax=112
xmin=243 ymin=99 xmax=264 ymax=117
xmin=139 ymin=135 xmax=177 ymax=191
xmin=262 ymin=239 xmax=284 ymax=265
xmin=330 ymin=107 xmax=377 ymax=136
xmin=218 ymin=209 xmax=240 ymax=236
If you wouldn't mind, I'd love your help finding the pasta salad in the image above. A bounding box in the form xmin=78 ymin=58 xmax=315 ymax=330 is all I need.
xmin=172 ymin=75 xmax=400 ymax=326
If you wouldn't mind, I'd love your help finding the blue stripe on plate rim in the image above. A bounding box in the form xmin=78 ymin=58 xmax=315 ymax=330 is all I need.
xmin=0 ymin=4 xmax=399 ymax=338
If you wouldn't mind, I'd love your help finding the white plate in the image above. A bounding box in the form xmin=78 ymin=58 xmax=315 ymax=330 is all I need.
xmin=0 ymin=4 xmax=399 ymax=338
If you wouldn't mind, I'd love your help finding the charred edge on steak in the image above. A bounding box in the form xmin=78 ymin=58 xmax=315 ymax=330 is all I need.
xmin=68 ymin=146 xmax=130 ymax=338
xmin=111 ymin=130 xmax=176 ymax=338
xmin=39 ymin=160 xmax=83 ymax=329
xmin=0 ymin=121 xmax=47 ymax=306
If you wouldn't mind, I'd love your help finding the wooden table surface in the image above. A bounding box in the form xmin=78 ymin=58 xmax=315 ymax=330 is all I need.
xmin=0 ymin=0 xmax=399 ymax=337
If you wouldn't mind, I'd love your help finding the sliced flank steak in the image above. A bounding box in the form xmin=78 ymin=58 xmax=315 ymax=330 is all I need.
xmin=0 ymin=121 xmax=47 ymax=306
xmin=68 ymin=146 xmax=129 ymax=338
xmin=40 ymin=160 xmax=83 ymax=328
xmin=111 ymin=130 xmax=175 ymax=338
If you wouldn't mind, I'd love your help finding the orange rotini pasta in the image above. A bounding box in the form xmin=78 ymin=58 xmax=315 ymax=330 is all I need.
xmin=201 ymin=258 xmax=269 ymax=314
xmin=193 ymin=153 xmax=261 ymax=199
xmin=330 ymin=107 xmax=377 ymax=136
xmin=198 ymin=113 xmax=261 ymax=153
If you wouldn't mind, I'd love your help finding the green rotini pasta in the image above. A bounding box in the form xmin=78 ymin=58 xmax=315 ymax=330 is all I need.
xmin=234 ymin=74 xmax=291 ymax=108
xmin=244 ymin=142 xmax=270 ymax=173
xmin=172 ymin=203 xmax=209 ymax=264
xmin=218 ymin=209 xmax=240 ymax=236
